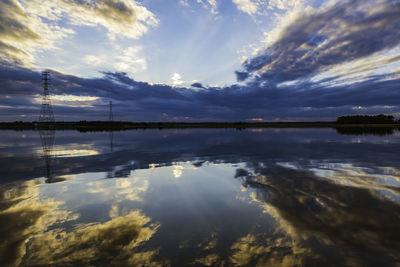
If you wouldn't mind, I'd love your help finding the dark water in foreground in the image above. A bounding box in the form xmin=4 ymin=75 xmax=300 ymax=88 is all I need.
xmin=0 ymin=128 xmax=399 ymax=267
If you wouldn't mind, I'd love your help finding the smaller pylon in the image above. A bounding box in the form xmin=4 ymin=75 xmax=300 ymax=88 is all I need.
xmin=109 ymin=101 xmax=114 ymax=121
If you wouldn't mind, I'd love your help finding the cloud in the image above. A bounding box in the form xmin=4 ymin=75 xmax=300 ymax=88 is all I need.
xmin=33 ymin=94 xmax=101 ymax=108
xmin=197 ymin=0 xmax=218 ymax=14
xmin=23 ymin=0 xmax=158 ymax=40
xmin=232 ymin=0 xmax=301 ymax=17
xmin=0 ymin=0 xmax=157 ymax=67
xmin=179 ymin=0 xmax=190 ymax=7
xmin=0 ymin=0 xmax=40 ymax=47
xmin=84 ymin=55 xmax=103 ymax=67
xmin=171 ymin=72 xmax=184 ymax=86
xmin=1 ymin=61 xmax=400 ymax=122
xmin=114 ymin=46 xmax=147 ymax=73
xmin=0 ymin=0 xmax=71 ymax=66
xmin=311 ymin=51 xmax=400 ymax=86
xmin=2 ymin=0 xmax=399 ymax=122
xmin=267 ymin=0 xmax=301 ymax=11
xmin=83 ymin=46 xmax=148 ymax=76
xmin=238 ymin=0 xmax=400 ymax=82
xmin=232 ymin=0 xmax=258 ymax=15
xmin=0 ymin=41 xmax=34 ymax=66
xmin=180 ymin=0 xmax=219 ymax=14
xmin=191 ymin=82 xmax=205 ymax=89
xmin=235 ymin=71 xmax=250 ymax=81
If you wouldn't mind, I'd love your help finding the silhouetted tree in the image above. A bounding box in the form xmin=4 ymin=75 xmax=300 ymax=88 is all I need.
xmin=336 ymin=114 xmax=395 ymax=124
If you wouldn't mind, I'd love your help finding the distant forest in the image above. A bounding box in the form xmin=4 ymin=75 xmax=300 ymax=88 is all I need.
xmin=336 ymin=114 xmax=398 ymax=124
xmin=0 ymin=115 xmax=399 ymax=132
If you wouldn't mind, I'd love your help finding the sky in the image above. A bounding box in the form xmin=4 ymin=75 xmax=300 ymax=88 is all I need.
xmin=0 ymin=0 xmax=400 ymax=122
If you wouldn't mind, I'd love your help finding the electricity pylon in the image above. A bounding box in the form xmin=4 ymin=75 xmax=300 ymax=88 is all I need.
xmin=39 ymin=71 xmax=55 ymax=123
xmin=109 ymin=100 xmax=113 ymax=121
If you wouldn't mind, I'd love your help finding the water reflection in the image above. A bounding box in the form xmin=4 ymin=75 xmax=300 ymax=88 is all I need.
xmin=0 ymin=128 xmax=400 ymax=266
xmin=335 ymin=126 xmax=395 ymax=135
xmin=39 ymin=128 xmax=56 ymax=183
xmin=0 ymin=175 xmax=161 ymax=266
xmin=0 ymin=179 xmax=76 ymax=266
xmin=235 ymin=164 xmax=400 ymax=266
xmin=24 ymin=210 xmax=161 ymax=266
xmin=109 ymin=130 xmax=114 ymax=153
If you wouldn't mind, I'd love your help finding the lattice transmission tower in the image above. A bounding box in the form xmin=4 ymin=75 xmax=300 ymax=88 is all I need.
xmin=108 ymin=100 xmax=114 ymax=154
xmin=109 ymin=100 xmax=113 ymax=121
xmin=39 ymin=71 xmax=55 ymax=123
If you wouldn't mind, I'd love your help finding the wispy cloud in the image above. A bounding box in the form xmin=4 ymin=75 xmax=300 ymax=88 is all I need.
xmin=237 ymin=0 xmax=400 ymax=83
xmin=180 ymin=0 xmax=219 ymax=14
xmin=23 ymin=0 xmax=158 ymax=40
xmin=267 ymin=0 xmax=302 ymax=11
xmin=0 ymin=0 xmax=157 ymax=67
xmin=0 ymin=0 xmax=73 ymax=66
xmin=232 ymin=0 xmax=258 ymax=15
xmin=114 ymin=46 xmax=147 ymax=73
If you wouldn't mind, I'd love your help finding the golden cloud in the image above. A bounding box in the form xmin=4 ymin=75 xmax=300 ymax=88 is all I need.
xmin=24 ymin=210 xmax=161 ymax=266
xmin=0 ymin=0 xmax=157 ymax=66
xmin=0 ymin=178 xmax=162 ymax=266
xmin=0 ymin=180 xmax=78 ymax=266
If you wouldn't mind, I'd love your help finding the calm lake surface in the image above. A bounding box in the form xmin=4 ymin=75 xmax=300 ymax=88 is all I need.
xmin=1 ymin=128 xmax=399 ymax=266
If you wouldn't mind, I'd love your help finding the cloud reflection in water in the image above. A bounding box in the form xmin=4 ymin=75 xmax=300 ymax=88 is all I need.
xmin=1 ymin=128 xmax=400 ymax=266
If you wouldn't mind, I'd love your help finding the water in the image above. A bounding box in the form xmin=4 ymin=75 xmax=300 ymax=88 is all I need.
xmin=0 ymin=128 xmax=399 ymax=266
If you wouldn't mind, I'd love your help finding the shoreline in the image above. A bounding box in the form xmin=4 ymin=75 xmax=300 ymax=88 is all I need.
xmin=1 ymin=121 xmax=400 ymax=131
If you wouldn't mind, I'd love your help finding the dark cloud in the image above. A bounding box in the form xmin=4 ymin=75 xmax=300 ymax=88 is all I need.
xmin=1 ymin=63 xmax=400 ymax=121
xmin=234 ymin=71 xmax=250 ymax=82
xmin=238 ymin=0 xmax=400 ymax=82
xmin=191 ymin=82 xmax=205 ymax=89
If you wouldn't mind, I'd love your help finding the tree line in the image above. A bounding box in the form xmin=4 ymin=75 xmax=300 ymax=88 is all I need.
xmin=336 ymin=114 xmax=398 ymax=124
